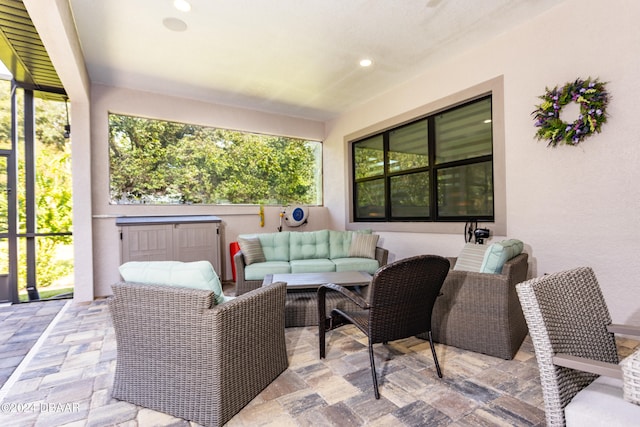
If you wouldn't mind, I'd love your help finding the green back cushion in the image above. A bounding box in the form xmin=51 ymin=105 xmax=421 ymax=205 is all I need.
xmin=480 ymin=239 xmax=524 ymax=274
xmin=329 ymin=229 xmax=372 ymax=259
xmin=453 ymin=243 xmax=487 ymax=272
xmin=256 ymin=231 xmax=290 ymax=261
xmin=118 ymin=260 xmax=225 ymax=305
xmin=289 ymin=230 xmax=329 ymax=260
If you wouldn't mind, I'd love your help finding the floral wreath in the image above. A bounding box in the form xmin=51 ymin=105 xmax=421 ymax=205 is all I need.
xmin=532 ymin=78 xmax=609 ymax=147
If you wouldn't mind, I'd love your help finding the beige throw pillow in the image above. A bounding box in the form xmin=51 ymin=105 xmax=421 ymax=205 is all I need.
xmin=348 ymin=233 xmax=379 ymax=259
xmin=238 ymin=236 xmax=266 ymax=265
xmin=452 ymin=243 xmax=487 ymax=272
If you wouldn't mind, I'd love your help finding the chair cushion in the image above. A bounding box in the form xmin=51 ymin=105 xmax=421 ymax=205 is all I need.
xmin=348 ymin=233 xmax=379 ymax=259
xmin=118 ymin=260 xmax=228 ymax=305
xmin=480 ymin=239 xmax=524 ymax=274
xmin=452 ymin=243 xmax=487 ymax=272
xmin=238 ymin=236 xmax=266 ymax=265
xmin=565 ymin=376 xmax=640 ymax=426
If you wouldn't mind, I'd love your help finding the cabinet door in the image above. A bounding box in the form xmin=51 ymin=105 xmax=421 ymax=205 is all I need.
xmin=173 ymin=223 xmax=220 ymax=273
xmin=120 ymin=224 xmax=173 ymax=263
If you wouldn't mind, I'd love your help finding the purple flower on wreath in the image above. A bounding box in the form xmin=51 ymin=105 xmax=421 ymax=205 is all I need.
xmin=532 ymin=77 xmax=608 ymax=147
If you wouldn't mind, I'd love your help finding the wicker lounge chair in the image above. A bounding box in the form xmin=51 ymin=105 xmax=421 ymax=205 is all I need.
xmin=108 ymin=281 xmax=288 ymax=427
xmin=516 ymin=267 xmax=640 ymax=426
xmin=317 ymin=254 xmax=450 ymax=399
xmin=424 ymin=252 xmax=529 ymax=359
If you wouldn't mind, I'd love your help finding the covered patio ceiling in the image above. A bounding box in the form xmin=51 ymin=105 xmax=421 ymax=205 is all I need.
xmin=4 ymin=0 xmax=565 ymax=120
xmin=0 ymin=0 xmax=65 ymax=100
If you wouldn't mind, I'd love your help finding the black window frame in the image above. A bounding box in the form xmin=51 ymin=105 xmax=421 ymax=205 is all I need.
xmin=351 ymin=95 xmax=494 ymax=223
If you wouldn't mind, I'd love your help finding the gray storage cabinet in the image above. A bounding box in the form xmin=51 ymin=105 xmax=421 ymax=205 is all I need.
xmin=117 ymin=215 xmax=222 ymax=274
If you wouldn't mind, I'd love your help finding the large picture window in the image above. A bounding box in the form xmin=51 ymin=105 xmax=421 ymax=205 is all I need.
xmin=109 ymin=114 xmax=323 ymax=205
xmin=352 ymin=96 xmax=493 ymax=222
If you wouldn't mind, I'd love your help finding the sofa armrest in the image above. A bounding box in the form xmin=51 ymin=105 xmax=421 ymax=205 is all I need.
xmin=109 ymin=281 xmax=288 ymax=426
xmin=375 ymin=246 xmax=389 ymax=266
xmin=234 ymin=249 xmax=261 ymax=295
xmin=208 ymin=281 xmax=288 ymax=374
xmin=500 ymin=253 xmax=529 ymax=285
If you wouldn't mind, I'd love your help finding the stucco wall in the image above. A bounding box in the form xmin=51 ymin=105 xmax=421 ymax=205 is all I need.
xmin=89 ymin=85 xmax=328 ymax=297
xmin=36 ymin=0 xmax=640 ymax=324
xmin=325 ymin=0 xmax=640 ymax=323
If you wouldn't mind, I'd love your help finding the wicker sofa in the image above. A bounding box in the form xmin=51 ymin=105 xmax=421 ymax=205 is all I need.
xmin=234 ymin=229 xmax=388 ymax=296
xmin=108 ymin=281 xmax=288 ymax=427
xmin=419 ymin=252 xmax=530 ymax=360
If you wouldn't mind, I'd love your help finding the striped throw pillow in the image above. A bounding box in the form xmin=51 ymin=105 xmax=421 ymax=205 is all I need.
xmin=348 ymin=233 xmax=379 ymax=259
xmin=453 ymin=243 xmax=487 ymax=272
xmin=238 ymin=236 xmax=266 ymax=265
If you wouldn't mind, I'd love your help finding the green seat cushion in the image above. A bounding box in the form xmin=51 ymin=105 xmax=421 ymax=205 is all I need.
xmin=452 ymin=243 xmax=487 ymax=272
xmin=480 ymin=239 xmax=524 ymax=274
xmin=289 ymin=230 xmax=329 ymax=260
xmin=290 ymin=258 xmax=336 ymax=274
xmin=244 ymin=261 xmax=291 ymax=281
xmin=118 ymin=260 xmax=227 ymax=305
xmin=332 ymin=257 xmax=380 ymax=274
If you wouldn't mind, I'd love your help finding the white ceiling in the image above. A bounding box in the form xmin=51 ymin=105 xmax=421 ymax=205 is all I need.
xmin=68 ymin=0 xmax=562 ymax=121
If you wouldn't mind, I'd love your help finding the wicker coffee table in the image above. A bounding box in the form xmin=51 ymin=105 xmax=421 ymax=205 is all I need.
xmin=262 ymin=271 xmax=372 ymax=327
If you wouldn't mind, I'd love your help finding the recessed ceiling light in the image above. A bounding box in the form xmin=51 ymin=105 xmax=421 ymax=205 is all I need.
xmin=173 ymin=0 xmax=191 ymax=12
xmin=359 ymin=58 xmax=373 ymax=67
xmin=163 ymin=17 xmax=188 ymax=32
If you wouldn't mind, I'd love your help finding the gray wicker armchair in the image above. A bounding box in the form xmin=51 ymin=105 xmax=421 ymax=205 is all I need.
xmin=108 ymin=281 xmax=288 ymax=427
xmin=516 ymin=267 xmax=640 ymax=426
xmin=421 ymin=252 xmax=529 ymax=359
xmin=318 ymin=255 xmax=451 ymax=399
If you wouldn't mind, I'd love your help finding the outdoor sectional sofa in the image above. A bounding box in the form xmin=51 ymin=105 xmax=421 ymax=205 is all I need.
xmin=233 ymin=229 xmax=388 ymax=296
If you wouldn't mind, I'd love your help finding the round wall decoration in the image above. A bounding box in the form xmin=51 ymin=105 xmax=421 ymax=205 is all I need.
xmin=532 ymin=78 xmax=609 ymax=147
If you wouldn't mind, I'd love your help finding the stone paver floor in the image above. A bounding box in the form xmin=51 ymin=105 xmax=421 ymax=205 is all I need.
xmin=0 ymin=297 xmax=638 ymax=426
xmin=0 ymin=300 xmax=68 ymax=389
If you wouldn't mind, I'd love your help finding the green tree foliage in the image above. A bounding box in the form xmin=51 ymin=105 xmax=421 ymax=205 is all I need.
xmin=0 ymin=80 xmax=73 ymax=290
xmin=109 ymin=114 xmax=321 ymax=205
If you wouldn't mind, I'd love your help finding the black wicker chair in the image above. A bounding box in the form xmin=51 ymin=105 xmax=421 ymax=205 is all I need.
xmin=317 ymin=254 xmax=450 ymax=399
